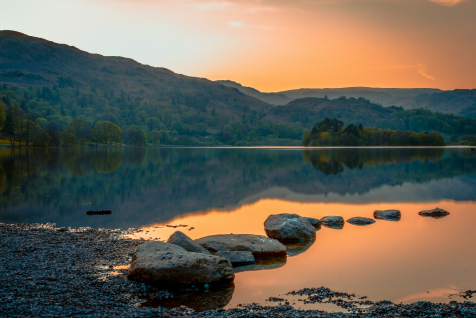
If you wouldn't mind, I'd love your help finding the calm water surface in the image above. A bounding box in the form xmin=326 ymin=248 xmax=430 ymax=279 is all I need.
xmin=1 ymin=147 xmax=476 ymax=311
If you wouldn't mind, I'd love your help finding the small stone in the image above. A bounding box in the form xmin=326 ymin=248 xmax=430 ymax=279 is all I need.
xmin=346 ymin=217 xmax=376 ymax=225
xmin=320 ymin=216 xmax=344 ymax=225
xmin=419 ymin=207 xmax=450 ymax=218
xmin=374 ymin=210 xmax=401 ymax=221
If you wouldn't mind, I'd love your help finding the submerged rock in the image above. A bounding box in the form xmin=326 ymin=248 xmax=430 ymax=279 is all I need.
xmin=132 ymin=241 xmax=187 ymax=262
xmin=142 ymin=281 xmax=235 ymax=312
xmin=167 ymin=231 xmax=211 ymax=255
xmin=320 ymin=216 xmax=344 ymax=226
xmin=264 ymin=213 xmax=316 ymax=242
xmin=346 ymin=217 xmax=376 ymax=226
xmin=419 ymin=207 xmax=450 ymax=219
xmin=127 ymin=250 xmax=234 ymax=285
xmin=217 ymin=251 xmax=255 ymax=265
xmin=374 ymin=209 xmax=401 ymax=221
xmin=304 ymin=217 xmax=321 ymax=228
xmin=284 ymin=237 xmax=316 ymax=257
xmin=195 ymin=234 xmax=287 ymax=257
xmin=233 ymin=255 xmax=287 ymax=273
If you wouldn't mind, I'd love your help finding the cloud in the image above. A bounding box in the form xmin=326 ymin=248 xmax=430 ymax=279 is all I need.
xmin=228 ymin=21 xmax=274 ymax=30
xmin=417 ymin=63 xmax=435 ymax=81
xmin=427 ymin=0 xmax=466 ymax=6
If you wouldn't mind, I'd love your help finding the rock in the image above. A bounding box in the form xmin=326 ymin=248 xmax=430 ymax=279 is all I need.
xmin=217 ymin=251 xmax=255 ymax=265
xmin=132 ymin=241 xmax=187 ymax=262
xmin=144 ymin=281 xmax=235 ymax=312
xmin=127 ymin=251 xmax=234 ymax=285
xmin=304 ymin=217 xmax=321 ymax=228
xmin=264 ymin=213 xmax=316 ymax=242
xmin=195 ymin=234 xmax=287 ymax=257
xmin=167 ymin=231 xmax=211 ymax=255
xmin=374 ymin=210 xmax=401 ymax=221
xmin=320 ymin=216 xmax=344 ymax=225
xmin=85 ymin=210 xmax=112 ymax=215
xmin=284 ymin=238 xmax=316 ymax=257
xmin=346 ymin=217 xmax=376 ymax=226
xmin=233 ymin=255 xmax=287 ymax=273
xmin=419 ymin=207 xmax=450 ymax=219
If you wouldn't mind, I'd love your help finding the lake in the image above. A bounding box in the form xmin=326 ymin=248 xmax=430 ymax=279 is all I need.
xmin=1 ymin=147 xmax=476 ymax=311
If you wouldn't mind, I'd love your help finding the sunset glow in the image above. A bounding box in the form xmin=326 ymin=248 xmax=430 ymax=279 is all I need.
xmin=2 ymin=0 xmax=475 ymax=91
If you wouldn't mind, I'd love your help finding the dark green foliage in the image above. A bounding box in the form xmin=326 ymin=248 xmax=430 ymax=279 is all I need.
xmin=303 ymin=118 xmax=446 ymax=146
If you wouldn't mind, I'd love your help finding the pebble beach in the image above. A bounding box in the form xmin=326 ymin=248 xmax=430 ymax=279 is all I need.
xmin=1 ymin=223 xmax=476 ymax=318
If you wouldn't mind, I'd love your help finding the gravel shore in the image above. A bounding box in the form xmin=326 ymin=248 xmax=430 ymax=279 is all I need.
xmin=1 ymin=223 xmax=475 ymax=318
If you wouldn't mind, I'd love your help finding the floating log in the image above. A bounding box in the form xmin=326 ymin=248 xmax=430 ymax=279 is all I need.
xmin=85 ymin=210 xmax=112 ymax=215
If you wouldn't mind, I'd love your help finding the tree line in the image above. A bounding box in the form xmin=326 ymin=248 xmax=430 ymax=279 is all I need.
xmin=302 ymin=118 xmax=446 ymax=146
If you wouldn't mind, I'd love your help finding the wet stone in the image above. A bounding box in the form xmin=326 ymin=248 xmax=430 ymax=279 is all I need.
xmin=195 ymin=234 xmax=287 ymax=257
xmin=217 ymin=251 xmax=255 ymax=266
xmin=321 ymin=216 xmax=345 ymax=226
xmin=419 ymin=207 xmax=450 ymax=219
xmin=346 ymin=217 xmax=376 ymax=226
xmin=167 ymin=230 xmax=211 ymax=255
xmin=264 ymin=213 xmax=316 ymax=242
xmin=374 ymin=209 xmax=401 ymax=221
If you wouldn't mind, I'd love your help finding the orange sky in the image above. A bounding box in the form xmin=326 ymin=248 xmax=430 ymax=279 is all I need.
xmin=2 ymin=0 xmax=476 ymax=91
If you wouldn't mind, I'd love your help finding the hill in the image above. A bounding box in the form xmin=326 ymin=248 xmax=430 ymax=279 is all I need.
xmin=399 ymin=89 xmax=476 ymax=118
xmin=0 ymin=31 xmax=475 ymax=147
xmin=216 ymin=80 xmax=292 ymax=105
xmin=218 ymin=80 xmax=476 ymax=119
xmin=0 ymin=30 xmax=270 ymax=123
xmin=271 ymin=97 xmax=476 ymax=135
xmin=217 ymin=80 xmax=441 ymax=107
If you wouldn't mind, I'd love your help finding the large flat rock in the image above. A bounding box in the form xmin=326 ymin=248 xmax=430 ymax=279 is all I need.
xmin=195 ymin=234 xmax=287 ymax=257
xmin=264 ymin=213 xmax=316 ymax=242
xmin=127 ymin=250 xmax=234 ymax=285
xmin=167 ymin=231 xmax=211 ymax=255
xmin=217 ymin=251 xmax=255 ymax=265
xmin=131 ymin=241 xmax=187 ymax=262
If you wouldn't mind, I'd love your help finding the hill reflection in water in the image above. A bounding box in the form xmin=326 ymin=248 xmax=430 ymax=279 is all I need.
xmin=0 ymin=147 xmax=475 ymax=229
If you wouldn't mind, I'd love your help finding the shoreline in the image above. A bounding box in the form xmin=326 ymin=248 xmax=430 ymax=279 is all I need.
xmin=1 ymin=222 xmax=475 ymax=318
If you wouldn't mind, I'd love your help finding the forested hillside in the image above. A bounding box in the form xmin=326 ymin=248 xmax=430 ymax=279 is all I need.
xmin=0 ymin=31 xmax=475 ymax=147
xmin=400 ymin=89 xmax=476 ymax=118
xmin=273 ymin=97 xmax=476 ymax=135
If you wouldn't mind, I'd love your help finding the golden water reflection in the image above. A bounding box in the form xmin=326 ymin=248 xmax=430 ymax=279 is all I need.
xmin=130 ymin=199 xmax=476 ymax=309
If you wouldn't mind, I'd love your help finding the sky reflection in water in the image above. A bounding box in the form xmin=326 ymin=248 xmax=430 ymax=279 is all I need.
xmin=1 ymin=147 xmax=476 ymax=310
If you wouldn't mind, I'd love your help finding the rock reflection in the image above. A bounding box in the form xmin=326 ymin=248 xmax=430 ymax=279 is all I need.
xmin=322 ymin=223 xmax=345 ymax=230
xmin=141 ymin=281 xmax=235 ymax=312
xmin=284 ymin=238 xmax=316 ymax=257
xmin=374 ymin=215 xmax=401 ymax=222
xmin=233 ymin=255 xmax=287 ymax=273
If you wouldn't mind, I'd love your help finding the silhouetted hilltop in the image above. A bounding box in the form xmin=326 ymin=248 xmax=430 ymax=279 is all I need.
xmin=216 ymin=80 xmax=292 ymax=105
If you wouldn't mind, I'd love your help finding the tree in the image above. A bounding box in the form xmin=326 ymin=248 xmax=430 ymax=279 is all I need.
xmin=92 ymin=121 xmax=122 ymax=144
xmin=0 ymin=102 xmax=5 ymax=129
xmin=4 ymin=105 xmax=20 ymax=146
xmin=149 ymin=130 xmax=162 ymax=145
xmin=62 ymin=127 xmax=77 ymax=146
xmin=450 ymin=135 xmax=459 ymax=144
xmin=302 ymin=129 xmax=310 ymax=146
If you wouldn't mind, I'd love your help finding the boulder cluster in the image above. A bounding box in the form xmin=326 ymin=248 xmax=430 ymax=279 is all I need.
xmin=127 ymin=207 xmax=449 ymax=285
